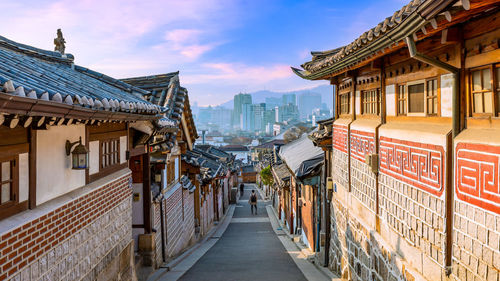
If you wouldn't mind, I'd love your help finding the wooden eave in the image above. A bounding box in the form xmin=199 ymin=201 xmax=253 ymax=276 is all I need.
xmin=0 ymin=94 xmax=160 ymax=122
xmin=298 ymin=0 xmax=498 ymax=81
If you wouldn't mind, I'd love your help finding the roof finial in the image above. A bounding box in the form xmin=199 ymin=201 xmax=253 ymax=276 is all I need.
xmin=54 ymin=28 xmax=66 ymax=54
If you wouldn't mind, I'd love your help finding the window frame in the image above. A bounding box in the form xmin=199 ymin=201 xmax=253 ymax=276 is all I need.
xmin=0 ymin=153 xmax=24 ymax=221
xmin=361 ymin=88 xmax=380 ymax=116
xmin=396 ymin=77 xmax=440 ymax=117
xmin=469 ymin=65 xmax=497 ymax=117
xmin=100 ymin=138 xmax=120 ymax=171
xmin=88 ymin=124 xmax=128 ymax=183
xmin=339 ymin=92 xmax=350 ymax=116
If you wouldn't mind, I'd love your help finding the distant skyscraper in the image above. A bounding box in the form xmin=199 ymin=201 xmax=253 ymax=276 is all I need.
xmin=282 ymin=93 xmax=296 ymax=106
xmin=298 ymin=92 xmax=321 ymax=120
xmin=252 ymin=103 xmax=266 ymax=132
xmin=233 ymin=93 xmax=252 ymax=129
xmin=241 ymin=103 xmax=253 ymax=131
xmin=265 ymin=97 xmax=281 ymax=109
xmin=276 ymin=103 xmax=299 ymax=122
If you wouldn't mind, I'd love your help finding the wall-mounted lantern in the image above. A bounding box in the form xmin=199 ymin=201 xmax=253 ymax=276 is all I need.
xmin=66 ymin=137 xmax=89 ymax=170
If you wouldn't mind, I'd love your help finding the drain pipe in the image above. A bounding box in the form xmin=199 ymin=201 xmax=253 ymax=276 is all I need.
xmin=405 ymin=36 xmax=460 ymax=137
xmin=405 ymin=36 xmax=460 ymax=275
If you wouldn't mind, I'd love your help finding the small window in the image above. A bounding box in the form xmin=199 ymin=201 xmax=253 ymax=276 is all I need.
xmin=339 ymin=93 xmax=350 ymax=115
xmin=100 ymin=138 xmax=120 ymax=170
xmin=362 ymin=89 xmax=380 ymax=115
xmin=397 ymin=79 xmax=439 ymax=116
xmin=471 ymin=68 xmax=494 ymax=114
xmin=408 ymin=83 xmax=425 ymax=114
xmin=397 ymin=85 xmax=407 ymax=115
xmin=426 ymin=79 xmax=438 ymax=115
xmin=0 ymin=159 xmax=15 ymax=205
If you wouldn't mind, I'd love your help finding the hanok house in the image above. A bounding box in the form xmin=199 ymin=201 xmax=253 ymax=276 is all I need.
xmin=309 ymin=118 xmax=333 ymax=267
xmin=0 ymin=33 xmax=166 ymax=280
xmin=183 ymin=147 xmax=225 ymax=236
xmin=270 ymin=163 xmax=292 ymax=225
xmin=121 ymin=73 xmax=199 ymax=266
xmin=293 ymin=1 xmax=500 ymax=280
xmin=279 ymin=133 xmax=324 ymax=251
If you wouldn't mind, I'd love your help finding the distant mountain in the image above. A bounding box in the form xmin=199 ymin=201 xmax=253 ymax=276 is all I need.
xmin=219 ymin=84 xmax=333 ymax=110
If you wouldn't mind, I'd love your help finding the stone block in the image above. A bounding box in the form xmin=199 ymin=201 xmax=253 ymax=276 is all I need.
xmin=478 ymin=226 xmax=488 ymax=244
xmin=138 ymin=233 xmax=156 ymax=252
xmin=488 ymin=231 xmax=499 ymax=250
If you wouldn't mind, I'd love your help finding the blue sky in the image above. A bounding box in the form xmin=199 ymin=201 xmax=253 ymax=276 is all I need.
xmin=0 ymin=0 xmax=406 ymax=106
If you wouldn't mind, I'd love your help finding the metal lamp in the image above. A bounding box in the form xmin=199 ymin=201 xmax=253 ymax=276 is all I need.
xmin=66 ymin=137 xmax=89 ymax=170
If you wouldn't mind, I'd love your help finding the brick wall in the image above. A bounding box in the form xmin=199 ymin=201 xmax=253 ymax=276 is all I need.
xmin=0 ymin=172 xmax=132 ymax=280
xmin=152 ymin=202 xmax=163 ymax=268
xmin=161 ymin=185 xmax=195 ymax=260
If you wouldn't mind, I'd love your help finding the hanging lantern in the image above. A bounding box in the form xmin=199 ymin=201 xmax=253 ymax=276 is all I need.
xmin=66 ymin=137 xmax=89 ymax=170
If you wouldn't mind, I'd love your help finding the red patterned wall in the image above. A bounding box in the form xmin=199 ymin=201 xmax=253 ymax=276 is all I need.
xmin=350 ymin=129 xmax=376 ymax=162
xmin=455 ymin=143 xmax=500 ymax=213
xmin=379 ymin=137 xmax=444 ymax=196
xmin=333 ymin=125 xmax=349 ymax=153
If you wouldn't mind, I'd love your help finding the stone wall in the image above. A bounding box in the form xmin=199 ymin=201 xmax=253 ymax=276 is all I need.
xmin=152 ymin=202 xmax=163 ymax=268
xmin=164 ymin=185 xmax=195 ymax=259
xmin=451 ymin=136 xmax=500 ymax=281
xmin=0 ymin=171 xmax=133 ymax=280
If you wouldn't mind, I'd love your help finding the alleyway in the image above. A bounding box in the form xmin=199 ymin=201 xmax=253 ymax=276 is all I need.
xmin=172 ymin=184 xmax=307 ymax=281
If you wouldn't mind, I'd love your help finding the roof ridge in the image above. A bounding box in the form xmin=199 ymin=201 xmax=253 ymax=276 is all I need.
xmin=0 ymin=35 xmax=74 ymax=64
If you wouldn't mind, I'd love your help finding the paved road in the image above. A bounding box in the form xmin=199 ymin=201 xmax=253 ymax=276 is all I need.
xmin=179 ymin=184 xmax=307 ymax=281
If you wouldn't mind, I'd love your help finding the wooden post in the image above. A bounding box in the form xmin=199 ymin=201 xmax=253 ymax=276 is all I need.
xmin=143 ymin=149 xmax=152 ymax=233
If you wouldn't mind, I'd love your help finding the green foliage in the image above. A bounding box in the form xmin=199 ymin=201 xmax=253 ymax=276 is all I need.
xmin=260 ymin=166 xmax=273 ymax=186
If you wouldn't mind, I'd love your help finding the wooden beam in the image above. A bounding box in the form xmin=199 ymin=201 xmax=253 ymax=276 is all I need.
xmin=29 ymin=128 xmax=36 ymax=209
xmin=143 ymin=150 xmax=152 ymax=233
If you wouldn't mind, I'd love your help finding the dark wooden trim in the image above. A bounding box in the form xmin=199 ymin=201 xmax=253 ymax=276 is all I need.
xmin=0 ymin=143 xmax=29 ymax=158
xmin=0 ymin=126 xmax=28 ymax=146
xmin=85 ymin=126 xmax=90 ymax=185
xmin=29 ymin=128 xmax=36 ymax=209
xmin=88 ymin=130 xmax=127 ymax=142
xmin=143 ymin=151 xmax=152 ymax=233
xmin=445 ymin=132 xmax=453 ymax=271
xmin=0 ymin=200 xmax=28 ymax=221
xmin=88 ymin=163 xmax=128 ymax=183
xmin=129 ymin=145 xmax=147 ymax=157
xmin=132 ymin=224 xmax=145 ymax=228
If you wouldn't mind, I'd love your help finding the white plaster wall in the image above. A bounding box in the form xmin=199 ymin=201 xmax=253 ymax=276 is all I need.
xmin=440 ymin=73 xmax=453 ymax=117
xmin=18 ymin=153 xmax=29 ymax=202
xmin=386 ymin=84 xmax=396 ymax=116
xmin=355 ymin=90 xmax=361 ymax=115
xmin=36 ymin=124 xmax=86 ymax=205
xmin=132 ymin=183 xmax=144 ymax=225
xmin=89 ymin=141 xmax=99 ymax=175
xmin=120 ymin=136 xmax=127 ymax=164
xmin=175 ymin=157 xmax=179 ymax=181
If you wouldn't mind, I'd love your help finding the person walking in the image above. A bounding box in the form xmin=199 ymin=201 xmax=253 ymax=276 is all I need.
xmin=240 ymin=183 xmax=244 ymax=197
xmin=249 ymin=190 xmax=258 ymax=215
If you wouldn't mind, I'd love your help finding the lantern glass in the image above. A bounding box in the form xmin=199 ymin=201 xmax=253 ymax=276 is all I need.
xmin=71 ymin=143 xmax=89 ymax=170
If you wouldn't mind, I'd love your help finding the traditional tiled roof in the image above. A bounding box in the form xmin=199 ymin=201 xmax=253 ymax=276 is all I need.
xmin=181 ymin=175 xmax=196 ymax=193
xmin=309 ymin=118 xmax=333 ymax=145
xmin=279 ymin=133 xmax=324 ymax=178
xmin=292 ymin=0 xmax=470 ymax=80
xmin=271 ymin=163 xmax=291 ymax=186
xmin=253 ymin=139 xmax=285 ymax=149
xmin=220 ymin=145 xmax=249 ymax=152
xmin=0 ymin=35 xmax=163 ymax=122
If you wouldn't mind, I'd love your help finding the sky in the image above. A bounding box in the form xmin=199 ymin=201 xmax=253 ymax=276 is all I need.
xmin=0 ymin=0 xmax=407 ymax=106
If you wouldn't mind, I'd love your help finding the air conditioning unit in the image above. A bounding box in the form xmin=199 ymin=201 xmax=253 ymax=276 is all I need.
xmin=365 ymin=153 xmax=379 ymax=174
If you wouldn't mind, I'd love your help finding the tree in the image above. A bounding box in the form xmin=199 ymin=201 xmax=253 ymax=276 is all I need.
xmin=260 ymin=166 xmax=273 ymax=186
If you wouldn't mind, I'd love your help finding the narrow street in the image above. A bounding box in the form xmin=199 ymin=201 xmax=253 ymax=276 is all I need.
xmin=172 ymin=184 xmax=307 ymax=281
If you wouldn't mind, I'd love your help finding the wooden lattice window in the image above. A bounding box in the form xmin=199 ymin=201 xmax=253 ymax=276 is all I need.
xmin=470 ymin=67 xmax=494 ymax=115
xmin=0 ymin=158 xmax=17 ymax=206
xmin=397 ymin=84 xmax=407 ymax=115
xmin=408 ymin=82 xmax=425 ymax=114
xmin=362 ymin=89 xmax=380 ymax=115
xmin=100 ymin=138 xmax=120 ymax=170
xmin=426 ymin=79 xmax=438 ymax=116
xmin=339 ymin=93 xmax=350 ymax=115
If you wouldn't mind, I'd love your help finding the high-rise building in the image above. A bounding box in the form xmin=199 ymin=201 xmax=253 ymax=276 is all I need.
xmin=298 ymin=92 xmax=321 ymax=120
xmin=282 ymin=93 xmax=296 ymax=106
xmin=241 ymin=103 xmax=253 ymax=131
xmin=265 ymin=97 xmax=281 ymax=109
xmin=233 ymin=93 xmax=252 ymax=129
xmin=276 ymin=103 xmax=299 ymax=123
xmin=252 ymin=103 xmax=266 ymax=132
